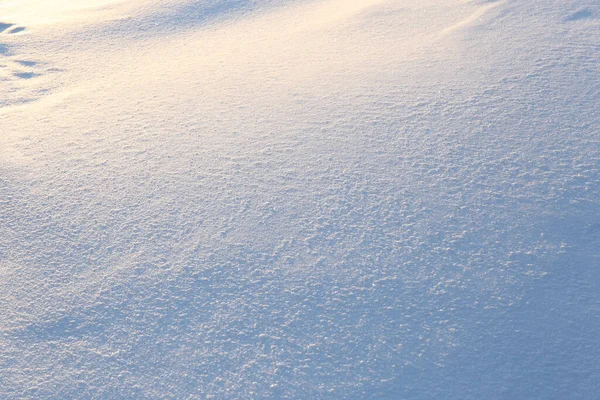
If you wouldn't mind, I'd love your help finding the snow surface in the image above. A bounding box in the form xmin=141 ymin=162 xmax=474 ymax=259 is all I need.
xmin=1 ymin=0 xmax=599 ymax=398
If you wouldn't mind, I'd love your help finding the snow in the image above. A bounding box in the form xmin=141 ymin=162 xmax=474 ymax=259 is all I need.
xmin=1 ymin=0 xmax=599 ymax=398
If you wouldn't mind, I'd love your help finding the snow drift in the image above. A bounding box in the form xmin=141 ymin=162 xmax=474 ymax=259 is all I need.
xmin=1 ymin=0 xmax=599 ymax=398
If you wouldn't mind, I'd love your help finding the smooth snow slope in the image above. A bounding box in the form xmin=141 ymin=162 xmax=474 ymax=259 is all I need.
xmin=1 ymin=0 xmax=599 ymax=398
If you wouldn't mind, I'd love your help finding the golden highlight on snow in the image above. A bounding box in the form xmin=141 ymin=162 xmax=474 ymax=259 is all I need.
xmin=1 ymin=0 xmax=599 ymax=398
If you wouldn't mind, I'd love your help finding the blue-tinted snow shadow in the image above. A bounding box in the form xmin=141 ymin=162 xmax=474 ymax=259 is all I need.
xmin=565 ymin=9 xmax=594 ymax=22
xmin=175 ymin=0 xmax=251 ymax=25
xmin=94 ymin=0 xmax=304 ymax=39
xmin=8 ymin=26 xmax=26 ymax=34
xmin=379 ymin=208 xmax=600 ymax=399
xmin=0 ymin=22 xmax=14 ymax=33
xmin=95 ymin=0 xmax=254 ymax=37
xmin=13 ymin=71 xmax=35 ymax=79
xmin=124 ymin=0 xmax=253 ymax=35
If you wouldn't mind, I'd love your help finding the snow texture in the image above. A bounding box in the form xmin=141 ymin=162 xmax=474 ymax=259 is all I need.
xmin=1 ymin=0 xmax=599 ymax=398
